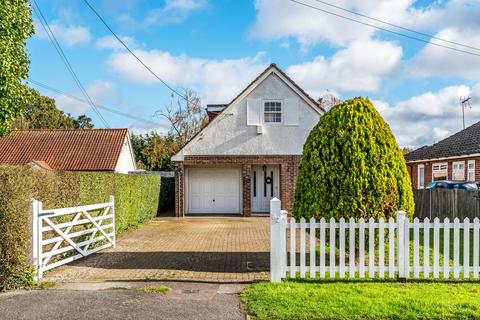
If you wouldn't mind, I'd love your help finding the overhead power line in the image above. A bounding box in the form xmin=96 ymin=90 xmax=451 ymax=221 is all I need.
xmin=313 ymin=0 xmax=480 ymax=52
xmin=288 ymin=0 xmax=480 ymax=57
xmin=81 ymin=0 xmax=200 ymax=107
xmin=28 ymin=79 xmax=167 ymax=128
xmin=31 ymin=0 xmax=110 ymax=127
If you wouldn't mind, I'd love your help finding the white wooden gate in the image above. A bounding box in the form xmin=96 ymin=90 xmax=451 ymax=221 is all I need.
xmin=270 ymin=198 xmax=480 ymax=282
xmin=32 ymin=196 xmax=115 ymax=280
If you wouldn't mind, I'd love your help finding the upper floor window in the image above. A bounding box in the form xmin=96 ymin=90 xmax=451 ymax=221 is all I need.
xmin=264 ymin=101 xmax=282 ymax=123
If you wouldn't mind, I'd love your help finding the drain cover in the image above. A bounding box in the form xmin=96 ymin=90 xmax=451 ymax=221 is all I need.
xmin=182 ymin=289 xmax=200 ymax=294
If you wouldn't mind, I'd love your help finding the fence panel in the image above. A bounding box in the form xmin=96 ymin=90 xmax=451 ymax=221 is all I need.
xmin=270 ymin=198 xmax=480 ymax=282
xmin=414 ymin=189 xmax=479 ymax=220
xmin=32 ymin=197 xmax=115 ymax=281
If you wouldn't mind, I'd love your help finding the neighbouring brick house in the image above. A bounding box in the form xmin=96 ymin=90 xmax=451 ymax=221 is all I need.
xmin=405 ymin=122 xmax=480 ymax=189
xmin=172 ymin=64 xmax=325 ymax=216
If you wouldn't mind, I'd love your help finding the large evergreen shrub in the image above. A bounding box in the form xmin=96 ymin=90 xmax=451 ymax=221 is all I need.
xmin=293 ymin=97 xmax=414 ymax=220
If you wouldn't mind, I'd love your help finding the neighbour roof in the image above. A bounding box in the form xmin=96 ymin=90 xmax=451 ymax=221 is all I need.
xmin=29 ymin=160 xmax=53 ymax=170
xmin=0 ymin=129 xmax=128 ymax=171
xmin=405 ymin=121 xmax=480 ymax=162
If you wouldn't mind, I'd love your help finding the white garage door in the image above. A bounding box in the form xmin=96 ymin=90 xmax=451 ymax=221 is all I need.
xmin=187 ymin=168 xmax=241 ymax=214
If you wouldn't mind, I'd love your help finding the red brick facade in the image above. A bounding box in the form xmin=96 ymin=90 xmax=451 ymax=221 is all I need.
xmin=175 ymin=155 xmax=301 ymax=216
xmin=408 ymin=156 xmax=480 ymax=189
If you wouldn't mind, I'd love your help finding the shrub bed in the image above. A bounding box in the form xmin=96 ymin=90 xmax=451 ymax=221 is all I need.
xmin=0 ymin=165 xmax=161 ymax=290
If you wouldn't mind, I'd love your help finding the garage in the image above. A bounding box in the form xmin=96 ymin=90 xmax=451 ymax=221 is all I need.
xmin=187 ymin=168 xmax=241 ymax=214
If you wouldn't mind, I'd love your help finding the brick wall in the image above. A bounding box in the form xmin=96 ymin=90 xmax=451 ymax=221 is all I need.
xmin=408 ymin=156 xmax=480 ymax=189
xmin=174 ymin=155 xmax=301 ymax=216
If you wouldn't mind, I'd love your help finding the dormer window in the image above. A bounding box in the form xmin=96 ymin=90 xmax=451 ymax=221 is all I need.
xmin=264 ymin=101 xmax=282 ymax=123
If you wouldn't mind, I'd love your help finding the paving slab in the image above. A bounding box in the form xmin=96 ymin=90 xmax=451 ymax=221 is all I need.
xmin=44 ymin=216 xmax=269 ymax=283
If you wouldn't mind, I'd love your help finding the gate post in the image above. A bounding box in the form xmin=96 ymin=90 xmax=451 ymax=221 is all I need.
xmin=31 ymin=199 xmax=39 ymax=281
xmin=397 ymin=211 xmax=407 ymax=281
xmin=31 ymin=199 xmax=43 ymax=281
xmin=109 ymin=195 xmax=116 ymax=248
xmin=270 ymin=198 xmax=283 ymax=282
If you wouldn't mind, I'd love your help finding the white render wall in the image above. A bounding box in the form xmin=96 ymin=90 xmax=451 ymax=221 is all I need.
xmin=180 ymin=73 xmax=321 ymax=156
xmin=114 ymin=136 xmax=136 ymax=174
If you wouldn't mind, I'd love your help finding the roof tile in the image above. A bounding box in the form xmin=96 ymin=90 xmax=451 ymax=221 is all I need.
xmin=0 ymin=129 xmax=128 ymax=171
xmin=405 ymin=121 xmax=480 ymax=162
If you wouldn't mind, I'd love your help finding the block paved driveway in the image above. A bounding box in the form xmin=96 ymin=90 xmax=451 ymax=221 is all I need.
xmin=45 ymin=216 xmax=270 ymax=283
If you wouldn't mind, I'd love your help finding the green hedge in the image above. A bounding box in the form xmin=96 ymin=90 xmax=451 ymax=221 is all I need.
xmin=0 ymin=165 xmax=161 ymax=290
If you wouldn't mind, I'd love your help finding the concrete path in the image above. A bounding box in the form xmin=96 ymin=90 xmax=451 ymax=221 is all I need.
xmin=0 ymin=282 xmax=246 ymax=320
xmin=45 ymin=216 xmax=269 ymax=283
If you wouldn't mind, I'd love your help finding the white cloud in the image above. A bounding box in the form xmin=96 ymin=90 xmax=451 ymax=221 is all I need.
xmin=118 ymin=0 xmax=208 ymax=28
xmin=34 ymin=20 xmax=91 ymax=47
xmin=287 ymin=38 xmax=403 ymax=95
xmin=107 ymin=50 xmax=267 ymax=103
xmin=374 ymin=83 xmax=480 ymax=148
xmin=250 ymin=0 xmax=479 ymax=48
xmin=56 ymin=80 xmax=116 ymax=116
xmin=96 ymin=35 xmax=141 ymax=50
xmin=251 ymin=0 xmax=435 ymax=47
xmin=409 ymin=27 xmax=480 ymax=79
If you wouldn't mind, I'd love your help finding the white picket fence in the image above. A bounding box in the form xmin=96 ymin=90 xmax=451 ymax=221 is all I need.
xmin=270 ymin=198 xmax=480 ymax=282
xmin=32 ymin=197 xmax=115 ymax=280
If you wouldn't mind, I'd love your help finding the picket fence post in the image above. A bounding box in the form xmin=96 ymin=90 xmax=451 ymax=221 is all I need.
xmin=396 ymin=211 xmax=407 ymax=280
xmin=270 ymin=198 xmax=283 ymax=282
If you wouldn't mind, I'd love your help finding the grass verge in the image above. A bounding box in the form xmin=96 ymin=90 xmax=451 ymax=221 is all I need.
xmin=136 ymin=286 xmax=170 ymax=294
xmin=241 ymin=280 xmax=480 ymax=320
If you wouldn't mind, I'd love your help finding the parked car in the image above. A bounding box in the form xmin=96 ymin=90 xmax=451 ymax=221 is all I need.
xmin=426 ymin=180 xmax=478 ymax=190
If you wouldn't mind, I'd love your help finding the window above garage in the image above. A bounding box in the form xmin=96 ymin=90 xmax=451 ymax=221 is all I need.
xmin=264 ymin=101 xmax=282 ymax=123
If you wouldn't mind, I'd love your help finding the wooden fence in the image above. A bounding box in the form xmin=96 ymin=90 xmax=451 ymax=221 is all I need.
xmin=414 ymin=189 xmax=480 ymax=220
xmin=270 ymin=198 xmax=480 ymax=282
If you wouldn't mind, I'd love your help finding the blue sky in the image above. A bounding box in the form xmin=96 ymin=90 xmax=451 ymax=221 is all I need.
xmin=27 ymin=0 xmax=480 ymax=147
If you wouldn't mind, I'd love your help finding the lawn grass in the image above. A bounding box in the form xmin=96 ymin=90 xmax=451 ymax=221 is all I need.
xmin=135 ymin=285 xmax=170 ymax=294
xmin=241 ymin=280 xmax=480 ymax=320
xmin=314 ymin=228 xmax=474 ymax=268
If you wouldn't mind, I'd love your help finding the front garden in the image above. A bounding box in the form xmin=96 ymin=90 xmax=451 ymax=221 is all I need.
xmin=248 ymin=98 xmax=480 ymax=319
xmin=242 ymin=280 xmax=480 ymax=320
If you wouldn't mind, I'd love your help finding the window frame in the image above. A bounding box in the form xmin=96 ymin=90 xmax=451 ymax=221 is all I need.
xmin=468 ymin=160 xmax=476 ymax=181
xmin=432 ymin=162 xmax=448 ymax=181
xmin=452 ymin=161 xmax=465 ymax=181
xmin=417 ymin=164 xmax=425 ymax=189
xmin=263 ymin=100 xmax=283 ymax=124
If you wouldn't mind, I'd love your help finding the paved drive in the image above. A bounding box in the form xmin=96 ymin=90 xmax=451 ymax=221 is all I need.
xmin=45 ymin=216 xmax=270 ymax=283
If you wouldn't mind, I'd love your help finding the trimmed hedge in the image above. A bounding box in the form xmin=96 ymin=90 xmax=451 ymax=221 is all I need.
xmin=0 ymin=165 xmax=161 ymax=290
xmin=294 ymin=97 xmax=414 ymax=220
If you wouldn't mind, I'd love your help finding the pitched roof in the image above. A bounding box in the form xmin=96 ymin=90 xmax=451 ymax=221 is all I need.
xmin=405 ymin=121 xmax=480 ymax=162
xmin=0 ymin=129 xmax=129 ymax=171
xmin=228 ymin=63 xmax=325 ymax=112
xmin=172 ymin=63 xmax=324 ymax=161
xmin=29 ymin=160 xmax=52 ymax=170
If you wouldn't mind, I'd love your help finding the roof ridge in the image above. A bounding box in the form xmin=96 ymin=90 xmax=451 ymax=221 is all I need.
xmin=13 ymin=128 xmax=128 ymax=132
xmin=405 ymin=120 xmax=480 ymax=162
xmin=227 ymin=63 xmax=323 ymax=112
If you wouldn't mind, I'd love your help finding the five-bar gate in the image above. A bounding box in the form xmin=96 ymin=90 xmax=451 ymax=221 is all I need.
xmin=32 ymin=196 xmax=115 ymax=280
